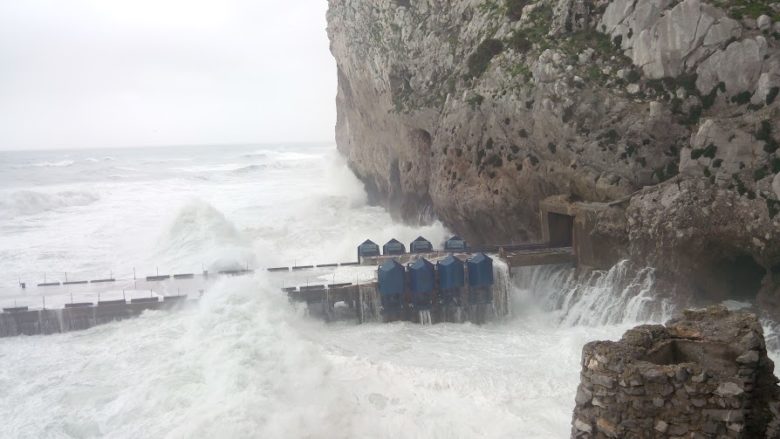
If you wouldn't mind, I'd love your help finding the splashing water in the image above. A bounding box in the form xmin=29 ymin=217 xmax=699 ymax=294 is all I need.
xmin=155 ymin=199 xmax=256 ymax=272
xmin=0 ymin=144 xmax=710 ymax=438
xmin=419 ymin=310 xmax=432 ymax=325
xmin=512 ymin=260 xmax=672 ymax=327
xmin=491 ymin=258 xmax=511 ymax=319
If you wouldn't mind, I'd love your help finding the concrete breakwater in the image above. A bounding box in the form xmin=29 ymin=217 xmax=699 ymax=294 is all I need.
xmin=0 ymin=296 xmax=191 ymax=338
xmin=1 ymin=236 xmax=551 ymax=337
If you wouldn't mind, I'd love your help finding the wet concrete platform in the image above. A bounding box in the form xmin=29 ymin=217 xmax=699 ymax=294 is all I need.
xmin=0 ymin=296 xmax=192 ymax=337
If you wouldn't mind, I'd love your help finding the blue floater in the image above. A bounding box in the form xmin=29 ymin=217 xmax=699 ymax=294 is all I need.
xmin=378 ymin=259 xmax=405 ymax=296
xmin=408 ymin=258 xmax=434 ymax=309
xmin=410 ymin=236 xmax=433 ymax=253
xmin=358 ymin=239 xmax=380 ymax=259
xmin=444 ymin=235 xmax=467 ymax=251
xmin=383 ymin=238 xmax=406 ymax=256
xmin=467 ymin=253 xmax=494 ymax=287
xmin=408 ymin=258 xmax=434 ymax=294
xmin=437 ymin=255 xmax=465 ymax=290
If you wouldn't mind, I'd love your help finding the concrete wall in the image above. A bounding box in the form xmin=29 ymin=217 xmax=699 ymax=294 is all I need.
xmin=0 ymin=297 xmax=190 ymax=338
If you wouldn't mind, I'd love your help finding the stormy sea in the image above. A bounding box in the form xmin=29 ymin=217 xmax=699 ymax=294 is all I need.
xmin=0 ymin=143 xmax=775 ymax=438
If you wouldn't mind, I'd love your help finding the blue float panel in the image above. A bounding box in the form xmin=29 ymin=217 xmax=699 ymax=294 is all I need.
xmin=378 ymin=259 xmax=405 ymax=295
xmin=358 ymin=239 xmax=380 ymax=258
xmin=410 ymin=236 xmax=433 ymax=253
xmin=467 ymin=253 xmax=494 ymax=287
xmin=383 ymin=238 xmax=406 ymax=255
xmin=408 ymin=258 xmax=434 ymax=309
xmin=444 ymin=235 xmax=467 ymax=251
xmin=408 ymin=258 xmax=434 ymax=294
xmin=437 ymin=255 xmax=465 ymax=290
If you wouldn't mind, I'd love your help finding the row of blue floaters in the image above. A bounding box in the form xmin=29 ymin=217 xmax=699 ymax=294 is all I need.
xmin=357 ymin=236 xmax=467 ymax=259
xmin=371 ymin=238 xmax=495 ymax=312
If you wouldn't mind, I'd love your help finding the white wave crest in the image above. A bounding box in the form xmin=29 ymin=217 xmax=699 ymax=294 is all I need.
xmin=0 ymin=190 xmax=99 ymax=218
xmin=156 ymin=200 xmax=256 ymax=272
xmin=31 ymin=160 xmax=75 ymax=168
xmin=84 ymin=156 xmax=116 ymax=163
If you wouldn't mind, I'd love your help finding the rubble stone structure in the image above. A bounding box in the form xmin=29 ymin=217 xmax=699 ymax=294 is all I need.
xmin=572 ymin=306 xmax=780 ymax=438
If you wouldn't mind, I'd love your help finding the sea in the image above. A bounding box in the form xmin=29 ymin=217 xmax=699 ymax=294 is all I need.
xmin=0 ymin=143 xmax=772 ymax=438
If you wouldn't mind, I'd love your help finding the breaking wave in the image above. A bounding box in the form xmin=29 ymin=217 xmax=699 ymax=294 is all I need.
xmin=229 ymin=163 xmax=298 ymax=174
xmin=84 ymin=156 xmax=116 ymax=163
xmin=31 ymin=160 xmax=76 ymax=168
xmin=9 ymin=160 xmax=76 ymax=169
xmin=156 ymin=200 xmax=256 ymax=272
xmin=240 ymin=149 xmax=320 ymax=162
xmin=0 ymin=190 xmax=100 ymax=218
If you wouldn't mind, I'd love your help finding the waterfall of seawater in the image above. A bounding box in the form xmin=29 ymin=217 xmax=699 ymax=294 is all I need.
xmin=511 ymin=260 xmax=672 ymax=327
xmin=307 ymin=258 xmax=669 ymax=327
xmin=359 ymin=283 xmax=382 ymax=323
xmin=419 ymin=310 xmax=432 ymax=325
xmin=491 ymin=258 xmax=511 ymax=318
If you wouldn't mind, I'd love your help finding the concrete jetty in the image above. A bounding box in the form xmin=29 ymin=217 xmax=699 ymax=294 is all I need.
xmin=0 ymin=296 xmax=191 ymax=337
xmin=4 ymin=201 xmax=585 ymax=336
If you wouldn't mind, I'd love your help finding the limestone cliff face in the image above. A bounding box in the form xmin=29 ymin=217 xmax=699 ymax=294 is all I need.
xmin=327 ymin=0 xmax=780 ymax=306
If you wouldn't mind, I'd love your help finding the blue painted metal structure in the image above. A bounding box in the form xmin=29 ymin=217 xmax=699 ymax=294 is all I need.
xmin=467 ymin=253 xmax=494 ymax=304
xmin=408 ymin=258 xmax=434 ymax=309
xmin=409 ymin=236 xmax=433 ymax=253
xmin=437 ymin=255 xmax=464 ymax=304
xmin=377 ymin=259 xmax=404 ymax=311
xmin=383 ymin=238 xmax=406 ymax=256
xmin=357 ymin=239 xmax=380 ymax=261
xmin=444 ymin=235 xmax=467 ymax=251
xmin=467 ymin=253 xmax=494 ymax=287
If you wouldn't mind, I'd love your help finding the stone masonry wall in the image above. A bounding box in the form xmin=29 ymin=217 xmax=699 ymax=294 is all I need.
xmin=572 ymin=306 xmax=780 ymax=438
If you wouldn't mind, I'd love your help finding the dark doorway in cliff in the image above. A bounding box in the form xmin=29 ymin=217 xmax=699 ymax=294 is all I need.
xmin=696 ymin=252 xmax=765 ymax=303
xmin=548 ymin=213 xmax=574 ymax=247
xmin=719 ymin=254 xmax=764 ymax=302
xmin=389 ymin=159 xmax=401 ymax=188
xmin=408 ymin=128 xmax=432 ymax=153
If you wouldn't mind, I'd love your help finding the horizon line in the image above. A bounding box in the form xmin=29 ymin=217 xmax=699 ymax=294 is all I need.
xmin=0 ymin=139 xmax=338 ymax=154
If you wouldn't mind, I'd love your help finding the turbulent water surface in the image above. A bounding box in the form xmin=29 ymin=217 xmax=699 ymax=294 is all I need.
xmin=0 ymin=144 xmax=758 ymax=438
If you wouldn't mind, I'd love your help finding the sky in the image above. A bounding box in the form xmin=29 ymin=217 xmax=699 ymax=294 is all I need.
xmin=0 ymin=0 xmax=336 ymax=150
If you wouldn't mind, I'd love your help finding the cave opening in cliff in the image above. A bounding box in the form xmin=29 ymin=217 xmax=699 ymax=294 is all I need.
xmin=547 ymin=213 xmax=574 ymax=247
xmin=409 ymin=128 xmax=432 ymax=152
xmin=698 ymin=252 xmax=766 ymax=304
xmin=723 ymin=254 xmax=765 ymax=302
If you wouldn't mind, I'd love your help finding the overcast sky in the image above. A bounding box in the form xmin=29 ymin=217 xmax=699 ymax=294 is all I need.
xmin=0 ymin=0 xmax=336 ymax=150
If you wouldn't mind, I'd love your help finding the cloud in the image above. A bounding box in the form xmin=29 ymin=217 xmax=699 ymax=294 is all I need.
xmin=0 ymin=0 xmax=336 ymax=150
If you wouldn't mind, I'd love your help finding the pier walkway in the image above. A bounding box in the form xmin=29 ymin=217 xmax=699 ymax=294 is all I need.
xmin=0 ymin=237 xmax=576 ymax=337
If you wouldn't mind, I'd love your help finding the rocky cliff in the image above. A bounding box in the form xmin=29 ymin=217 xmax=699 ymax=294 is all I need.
xmin=326 ymin=0 xmax=780 ymax=308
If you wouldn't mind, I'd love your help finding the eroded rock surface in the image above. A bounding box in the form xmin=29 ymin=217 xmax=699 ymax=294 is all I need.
xmin=572 ymin=306 xmax=780 ymax=438
xmin=327 ymin=0 xmax=780 ymax=308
